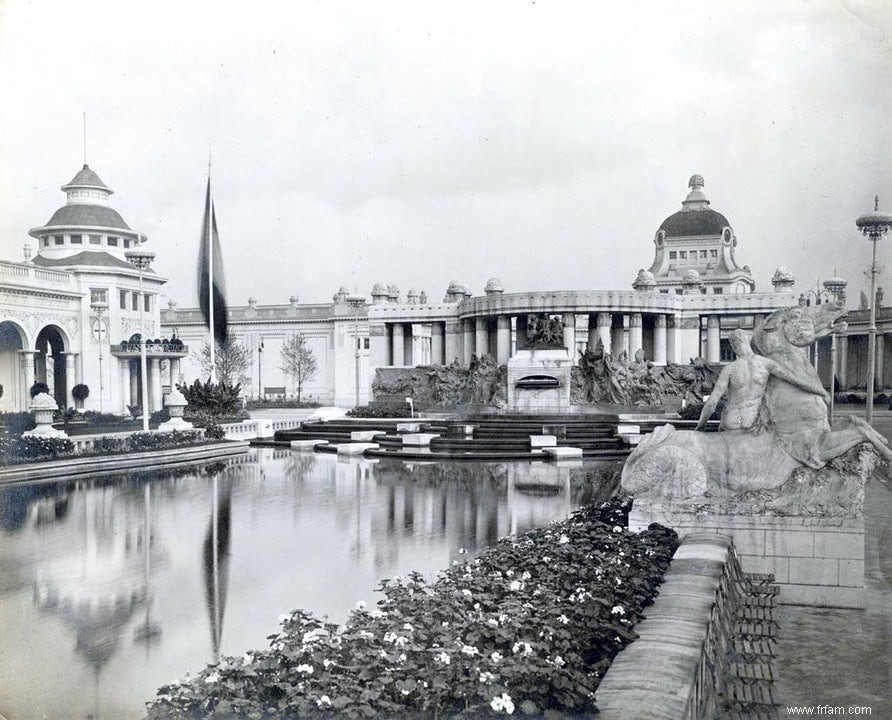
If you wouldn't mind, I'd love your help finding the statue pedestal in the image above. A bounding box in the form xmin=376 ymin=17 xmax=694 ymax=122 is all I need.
xmin=506 ymin=349 xmax=572 ymax=412
xmin=629 ymin=502 xmax=865 ymax=608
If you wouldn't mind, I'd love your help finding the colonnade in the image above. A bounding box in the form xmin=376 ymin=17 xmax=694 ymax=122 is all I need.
xmin=381 ymin=311 xmax=729 ymax=367
xmin=116 ymin=355 xmax=181 ymax=414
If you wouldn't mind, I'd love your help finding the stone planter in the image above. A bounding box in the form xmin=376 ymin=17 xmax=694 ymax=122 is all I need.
xmin=23 ymin=393 xmax=68 ymax=439
xmin=158 ymin=387 xmax=193 ymax=432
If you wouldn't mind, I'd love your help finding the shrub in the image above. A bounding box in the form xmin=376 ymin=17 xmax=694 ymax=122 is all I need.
xmin=82 ymin=411 xmax=130 ymax=425
xmin=72 ymin=384 xmax=90 ymax=402
xmin=3 ymin=435 xmax=74 ymax=461
xmin=178 ymin=379 xmax=244 ymax=417
xmin=146 ymin=499 xmax=678 ymax=719
xmin=347 ymin=402 xmax=411 ymax=418
xmin=0 ymin=412 xmax=36 ymax=435
xmin=29 ymin=382 xmax=50 ymax=398
xmin=203 ymin=423 xmax=226 ymax=440
xmin=127 ymin=430 xmax=201 ymax=451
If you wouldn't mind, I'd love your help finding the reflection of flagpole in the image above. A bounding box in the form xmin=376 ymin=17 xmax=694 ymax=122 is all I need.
xmin=204 ymin=473 xmax=231 ymax=665
xmin=212 ymin=475 xmax=219 ymax=664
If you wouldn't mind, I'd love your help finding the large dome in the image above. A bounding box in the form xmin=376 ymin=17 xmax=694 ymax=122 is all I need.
xmin=43 ymin=204 xmax=131 ymax=230
xmin=659 ymin=208 xmax=730 ymax=238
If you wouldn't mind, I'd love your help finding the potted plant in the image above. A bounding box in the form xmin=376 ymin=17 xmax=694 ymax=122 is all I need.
xmin=29 ymin=382 xmax=50 ymax=398
xmin=72 ymin=383 xmax=90 ymax=409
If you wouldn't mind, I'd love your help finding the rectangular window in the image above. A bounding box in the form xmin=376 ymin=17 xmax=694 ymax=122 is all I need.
xmin=70 ymin=234 xmax=82 ymax=244
xmin=132 ymin=292 xmax=140 ymax=311
xmin=675 ymin=288 xmax=683 ymax=295
xmin=679 ymin=250 xmax=687 ymax=259
xmin=41 ymin=237 xmax=49 ymax=248
xmin=144 ymin=294 xmax=151 ymax=312
xmin=89 ymin=235 xmax=101 ymax=245
xmin=120 ymin=289 xmax=127 ymax=310
xmin=700 ymin=287 xmax=707 ymax=294
xmin=710 ymin=249 xmax=718 ymax=258
xmin=107 ymin=236 xmax=119 ymax=246
xmin=123 ymin=239 xmax=131 ymax=248
xmin=659 ymin=288 xmax=669 ymax=294
xmin=699 ymin=250 xmax=707 ymax=259
xmin=669 ymin=251 xmax=677 ymax=259
xmin=714 ymin=287 xmax=723 ymax=294
xmin=54 ymin=235 xmax=64 ymax=245
xmin=90 ymin=288 xmax=108 ymax=305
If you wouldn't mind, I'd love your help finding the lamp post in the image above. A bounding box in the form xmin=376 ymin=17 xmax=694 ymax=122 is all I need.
xmin=346 ymin=295 xmax=366 ymax=408
xmin=855 ymin=197 xmax=891 ymax=424
xmin=126 ymin=250 xmax=156 ymax=432
xmin=90 ymin=294 xmax=108 ymax=412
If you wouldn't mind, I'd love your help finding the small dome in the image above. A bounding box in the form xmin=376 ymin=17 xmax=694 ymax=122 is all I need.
xmin=61 ymin=164 xmax=111 ymax=193
xmin=682 ymin=268 xmax=702 ymax=283
xmin=247 ymin=296 xmax=257 ymax=306
xmin=290 ymin=294 xmax=300 ymax=303
xmin=407 ymin=288 xmax=418 ymax=297
xmin=371 ymin=282 xmax=387 ymax=294
xmin=41 ymin=204 xmax=131 ymax=231
xmin=484 ymin=277 xmax=504 ymax=292
xmin=633 ymin=269 xmax=656 ymax=291
xmin=338 ymin=285 xmax=350 ymax=294
xmin=772 ymin=267 xmax=795 ymax=283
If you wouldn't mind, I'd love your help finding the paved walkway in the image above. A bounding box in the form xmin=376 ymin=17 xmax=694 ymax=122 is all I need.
xmin=773 ymin=411 xmax=891 ymax=718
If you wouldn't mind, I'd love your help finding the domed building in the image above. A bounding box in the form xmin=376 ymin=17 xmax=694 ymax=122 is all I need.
xmin=646 ymin=175 xmax=755 ymax=295
xmin=0 ymin=164 xmax=186 ymax=413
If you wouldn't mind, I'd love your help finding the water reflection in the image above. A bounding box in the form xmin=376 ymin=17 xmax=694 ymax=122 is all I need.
xmin=0 ymin=452 xmax=620 ymax=720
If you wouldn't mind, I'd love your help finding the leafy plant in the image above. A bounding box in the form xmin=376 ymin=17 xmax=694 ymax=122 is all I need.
xmin=29 ymin=382 xmax=50 ymax=398
xmin=195 ymin=337 xmax=251 ymax=386
xmin=146 ymin=498 xmax=678 ymax=719
xmin=203 ymin=423 xmax=226 ymax=440
xmin=280 ymin=332 xmax=319 ymax=404
xmin=347 ymin=402 xmax=411 ymax=418
xmin=0 ymin=412 xmax=37 ymax=435
xmin=72 ymin=384 xmax=90 ymax=402
xmin=178 ymin=379 xmax=244 ymax=418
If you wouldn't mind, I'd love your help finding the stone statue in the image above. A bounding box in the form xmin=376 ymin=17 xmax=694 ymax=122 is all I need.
xmin=695 ymin=329 xmax=826 ymax=432
xmin=622 ymin=302 xmax=890 ymax=510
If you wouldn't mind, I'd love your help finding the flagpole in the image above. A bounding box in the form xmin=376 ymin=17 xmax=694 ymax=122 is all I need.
xmin=208 ymin=161 xmax=216 ymax=384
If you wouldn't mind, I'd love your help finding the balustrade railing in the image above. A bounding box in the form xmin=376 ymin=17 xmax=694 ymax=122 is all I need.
xmin=0 ymin=261 xmax=72 ymax=284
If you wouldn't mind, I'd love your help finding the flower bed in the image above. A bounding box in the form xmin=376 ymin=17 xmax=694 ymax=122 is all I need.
xmin=146 ymin=499 xmax=677 ymax=719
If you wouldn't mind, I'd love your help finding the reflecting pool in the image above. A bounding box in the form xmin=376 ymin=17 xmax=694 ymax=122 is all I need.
xmin=0 ymin=449 xmax=621 ymax=720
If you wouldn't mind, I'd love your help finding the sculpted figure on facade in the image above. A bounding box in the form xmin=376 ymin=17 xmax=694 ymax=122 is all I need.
xmin=622 ymin=302 xmax=890 ymax=512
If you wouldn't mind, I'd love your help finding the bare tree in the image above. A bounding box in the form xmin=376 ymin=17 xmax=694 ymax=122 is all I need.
xmin=279 ymin=333 xmax=318 ymax=403
xmin=196 ymin=336 xmax=251 ymax=386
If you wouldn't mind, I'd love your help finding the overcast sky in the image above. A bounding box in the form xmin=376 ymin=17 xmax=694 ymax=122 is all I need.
xmin=1 ymin=0 xmax=890 ymax=307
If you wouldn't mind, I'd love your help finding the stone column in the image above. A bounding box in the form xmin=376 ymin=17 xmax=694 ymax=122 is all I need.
xmin=611 ymin=315 xmax=626 ymax=359
xmin=667 ymin=316 xmax=680 ymax=364
xmin=463 ymin=320 xmax=475 ymax=365
xmin=120 ymin=359 xmax=130 ymax=413
xmin=706 ymin=316 xmax=721 ymax=362
xmin=430 ymin=322 xmax=445 ymax=365
xmin=444 ymin=320 xmax=463 ymax=364
xmin=836 ymin=335 xmax=848 ymax=389
xmin=587 ymin=314 xmax=598 ymax=351
xmin=130 ymin=360 xmax=139 ymax=409
xmin=150 ymin=358 xmax=162 ymax=412
xmin=597 ymin=312 xmax=612 ymax=354
xmin=562 ymin=313 xmax=576 ymax=362
xmin=391 ymin=323 xmax=405 ymax=366
xmin=496 ymin=315 xmax=511 ymax=364
xmin=653 ymin=315 xmax=667 ymax=365
xmin=20 ymin=351 xmax=35 ymax=411
xmin=475 ymin=317 xmax=488 ymax=357
xmin=629 ymin=314 xmax=643 ymax=358
xmin=169 ymin=358 xmax=181 ymax=388
xmin=65 ymin=353 xmax=76 ymax=409
xmin=876 ymin=333 xmax=886 ymax=390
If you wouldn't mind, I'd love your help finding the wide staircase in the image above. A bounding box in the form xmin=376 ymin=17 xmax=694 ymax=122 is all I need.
xmin=272 ymin=413 xmax=650 ymax=460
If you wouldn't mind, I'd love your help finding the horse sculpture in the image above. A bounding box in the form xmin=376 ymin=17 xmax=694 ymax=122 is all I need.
xmin=622 ymin=301 xmax=889 ymax=504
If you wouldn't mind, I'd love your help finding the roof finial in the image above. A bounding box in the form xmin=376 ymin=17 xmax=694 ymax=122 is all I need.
xmin=83 ymin=112 xmax=87 ymax=166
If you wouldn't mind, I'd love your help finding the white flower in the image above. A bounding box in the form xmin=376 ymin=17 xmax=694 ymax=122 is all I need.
xmin=498 ymin=613 xmax=509 ymax=624
xmin=204 ymin=671 xmax=220 ymax=684
xmin=242 ymin=652 xmax=253 ymax=665
xmin=401 ymin=689 xmax=410 ymax=696
xmin=509 ymin=580 xmax=522 ymax=591
xmin=490 ymin=651 xmax=503 ymax=663
xmin=461 ymin=644 xmax=480 ymax=656
xmin=558 ymin=534 xmax=570 ymax=544
xmin=542 ymin=555 xmax=551 ymax=563
xmin=296 ymin=664 xmax=314 ymax=674
xmin=398 ymin=653 xmax=407 ymax=663
xmin=552 ymin=655 xmax=566 ymax=667
xmin=323 ymin=658 xmax=333 ymax=668
xmin=402 ymin=623 xmax=414 ymax=632
xmin=459 ymin=547 xmax=468 ymax=554
xmin=490 ymin=692 xmax=515 ymax=714
xmin=435 ymin=651 xmax=451 ymax=665
xmin=521 ymin=571 xmax=531 ymax=580
xmin=487 ymin=618 xmax=500 ymax=628
xmin=505 ymin=569 xmax=515 ymax=577
xmin=461 ymin=588 xmax=473 ymax=597
xmin=611 ymin=605 xmax=626 ymax=616
xmin=612 ymin=525 xmax=623 ymax=533
xmin=316 ymin=695 xmax=331 ymax=707
xmin=558 ymin=614 xmax=569 ymax=625
xmin=479 ymin=671 xmax=496 ymax=684
xmin=370 ymin=609 xmax=386 ymax=618
xmin=512 ymin=641 xmax=533 ymax=657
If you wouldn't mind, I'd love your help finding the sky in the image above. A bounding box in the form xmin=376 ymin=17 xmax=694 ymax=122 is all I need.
xmin=1 ymin=0 xmax=891 ymax=307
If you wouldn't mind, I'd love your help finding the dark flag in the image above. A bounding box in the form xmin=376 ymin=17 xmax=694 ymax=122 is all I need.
xmin=198 ymin=177 xmax=228 ymax=347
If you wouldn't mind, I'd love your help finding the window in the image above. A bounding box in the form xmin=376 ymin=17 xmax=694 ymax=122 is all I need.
xmin=70 ymin=234 xmax=82 ymax=244
xmin=90 ymin=288 xmax=108 ymax=305
xmin=699 ymin=250 xmax=707 ymax=259
xmin=700 ymin=287 xmax=707 ymax=294
xmin=144 ymin=294 xmax=151 ymax=312
xmin=123 ymin=239 xmax=131 ymax=248
xmin=659 ymin=288 xmax=669 ymax=294
xmin=54 ymin=235 xmax=63 ymax=245
xmin=710 ymin=249 xmax=718 ymax=258
xmin=107 ymin=236 xmax=119 ymax=246
xmin=41 ymin=237 xmax=49 ymax=248
xmin=713 ymin=287 xmax=723 ymax=295
xmin=679 ymin=251 xmax=687 ymax=259
xmin=89 ymin=235 xmax=101 ymax=245
xmin=675 ymin=288 xmax=683 ymax=295
xmin=669 ymin=251 xmax=677 ymax=259
xmin=132 ymin=292 xmax=140 ymax=311
xmin=120 ymin=289 xmax=128 ymax=310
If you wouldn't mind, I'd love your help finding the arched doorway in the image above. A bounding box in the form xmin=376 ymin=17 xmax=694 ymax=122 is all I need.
xmin=35 ymin=325 xmax=68 ymax=409
xmin=0 ymin=321 xmax=26 ymax=411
